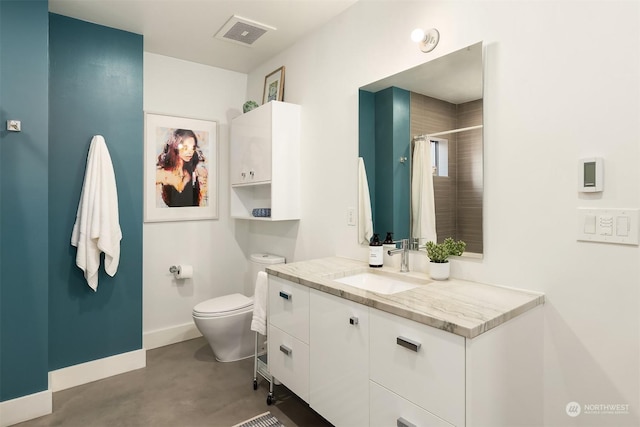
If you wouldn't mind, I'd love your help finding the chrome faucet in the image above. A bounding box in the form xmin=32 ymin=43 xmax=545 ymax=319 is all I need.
xmin=387 ymin=238 xmax=410 ymax=272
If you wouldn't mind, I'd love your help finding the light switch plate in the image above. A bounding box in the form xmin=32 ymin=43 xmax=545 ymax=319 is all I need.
xmin=577 ymin=208 xmax=639 ymax=245
xmin=347 ymin=207 xmax=356 ymax=226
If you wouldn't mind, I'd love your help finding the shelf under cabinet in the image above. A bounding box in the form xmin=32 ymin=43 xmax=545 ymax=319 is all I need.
xmin=230 ymin=182 xmax=300 ymax=221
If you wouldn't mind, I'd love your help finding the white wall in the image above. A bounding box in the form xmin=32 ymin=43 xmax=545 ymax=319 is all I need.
xmin=245 ymin=1 xmax=640 ymax=426
xmin=142 ymin=53 xmax=251 ymax=348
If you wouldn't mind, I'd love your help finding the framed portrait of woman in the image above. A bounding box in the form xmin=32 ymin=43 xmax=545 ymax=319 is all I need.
xmin=144 ymin=113 xmax=218 ymax=222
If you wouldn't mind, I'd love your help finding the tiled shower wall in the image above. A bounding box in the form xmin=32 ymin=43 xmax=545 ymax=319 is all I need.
xmin=410 ymin=94 xmax=483 ymax=253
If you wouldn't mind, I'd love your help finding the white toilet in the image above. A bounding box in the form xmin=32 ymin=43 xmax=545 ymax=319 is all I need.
xmin=192 ymin=253 xmax=285 ymax=362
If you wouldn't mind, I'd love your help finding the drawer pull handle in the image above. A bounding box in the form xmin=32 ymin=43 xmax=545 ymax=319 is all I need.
xmin=397 ymin=336 xmax=421 ymax=352
xmin=279 ymin=291 xmax=292 ymax=300
xmin=397 ymin=417 xmax=416 ymax=427
xmin=279 ymin=344 xmax=292 ymax=356
xmin=349 ymin=316 xmax=359 ymax=326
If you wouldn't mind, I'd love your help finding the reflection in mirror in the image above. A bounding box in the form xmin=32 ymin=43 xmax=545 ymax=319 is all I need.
xmin=359 ymin=42 xmax=483 ymax=255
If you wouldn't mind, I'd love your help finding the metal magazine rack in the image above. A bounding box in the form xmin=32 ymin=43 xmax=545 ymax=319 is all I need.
xmin=252 ymin=332 xmax=275 ymax=405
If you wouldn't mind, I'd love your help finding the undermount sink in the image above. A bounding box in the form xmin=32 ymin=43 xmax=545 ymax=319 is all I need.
xmin=333 ymin=271 xmax=423 ymax=295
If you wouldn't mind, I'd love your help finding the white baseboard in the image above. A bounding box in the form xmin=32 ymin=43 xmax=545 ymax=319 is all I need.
xmin=49 ymin=348 xmax=146 ymax=392
xmin=143 ymin=322 xmax=202 ymax=350
xmin=0 ymin=389 xmax=52 ymax=427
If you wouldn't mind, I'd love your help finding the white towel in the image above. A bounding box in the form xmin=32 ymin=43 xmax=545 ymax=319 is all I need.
xmin=358 ymin=157 xmax=374 ymax=245
xmin=251 ymin=271 xmax=269 ymax=335
xmin=71 ymin=135 xmax=122 ymax=291
xmin=411 ymin=137 xmax=437 ymax=243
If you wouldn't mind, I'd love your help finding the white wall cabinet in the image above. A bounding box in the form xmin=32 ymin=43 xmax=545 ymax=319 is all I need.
xmin=309 ymin=289 xmax=370 ymax=426
xmin=267 ymin=275 xmax=543 ymax=426
xmin=230 ymin=101 xmax=300 ymax=220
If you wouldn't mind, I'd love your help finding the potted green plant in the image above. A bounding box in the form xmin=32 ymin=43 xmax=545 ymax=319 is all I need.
xmin=425 ymin=237 xmax=466 ymax=280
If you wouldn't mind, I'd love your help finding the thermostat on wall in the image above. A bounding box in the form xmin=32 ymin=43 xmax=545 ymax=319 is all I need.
xmin=579 ymin=157 xmax=603 ymax=192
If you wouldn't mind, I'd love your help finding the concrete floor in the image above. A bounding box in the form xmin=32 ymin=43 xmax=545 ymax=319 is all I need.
xmin=16 ymin=338 xmax=331 ymax=427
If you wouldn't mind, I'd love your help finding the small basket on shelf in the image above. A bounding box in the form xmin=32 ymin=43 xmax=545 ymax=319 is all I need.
xmin=252 ymin=208 xmax=271 ymax=218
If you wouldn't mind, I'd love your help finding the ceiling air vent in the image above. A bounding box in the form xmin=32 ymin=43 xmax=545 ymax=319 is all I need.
xmin=215 ymin=15 xmax=276 ymax=47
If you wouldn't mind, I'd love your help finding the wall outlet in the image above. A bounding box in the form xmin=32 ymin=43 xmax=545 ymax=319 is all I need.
xmin=347 ymin=207 xmax=356 ymax=226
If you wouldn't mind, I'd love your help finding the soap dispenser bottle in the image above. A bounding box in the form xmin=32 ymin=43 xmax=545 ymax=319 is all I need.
xmin=382 ymin=232 xmax=396 ymax=268
xmin=369 ymin=233 xmax=383 ymax=268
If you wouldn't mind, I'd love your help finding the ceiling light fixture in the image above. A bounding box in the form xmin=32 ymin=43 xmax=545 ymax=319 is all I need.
xmin=411 ymin=28 xmax=440 ymax=53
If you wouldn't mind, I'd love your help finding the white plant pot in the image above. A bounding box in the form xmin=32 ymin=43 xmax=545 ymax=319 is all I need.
xmin=429 ymin=261 xmax=450 ymax=280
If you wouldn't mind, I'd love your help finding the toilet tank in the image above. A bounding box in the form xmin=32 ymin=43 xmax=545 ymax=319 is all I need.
xmin=248 ymin=253 xmax=285 ymax=294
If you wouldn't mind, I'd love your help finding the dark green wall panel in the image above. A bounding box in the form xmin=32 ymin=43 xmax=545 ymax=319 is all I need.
xmin=391 ymin=87 xmax=410 ymax=240
xmin=0 ymin=0 xmax=50 ymax=401
xmin=373 ymin=87 xmax=410 ymax=240
xmin=48 ymin=14 xmax=143 ymax=370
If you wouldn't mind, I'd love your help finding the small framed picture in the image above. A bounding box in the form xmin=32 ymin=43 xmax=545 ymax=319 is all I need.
xmin=262 ymin=66 xmax=285 ymax=104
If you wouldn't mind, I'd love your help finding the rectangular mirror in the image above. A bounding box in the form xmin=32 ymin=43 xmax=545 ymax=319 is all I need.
xmin=359 ymin=42 xmax=483 ymax=255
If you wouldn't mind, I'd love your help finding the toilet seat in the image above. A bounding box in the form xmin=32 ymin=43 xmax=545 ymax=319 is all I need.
xmin=192 ymin=293 xmax=253 ymax=318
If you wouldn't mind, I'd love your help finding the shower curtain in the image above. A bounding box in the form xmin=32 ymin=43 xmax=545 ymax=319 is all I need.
xmin=411 ymin=137 xmax=437 ymax=243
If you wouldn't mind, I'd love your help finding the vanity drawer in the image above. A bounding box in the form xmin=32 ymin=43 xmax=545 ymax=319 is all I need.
xmin=268 ymin=275 xmax=309 ymax=343
xmin=370 ymin=308 xmax=465 ymax=426
xmin=268 ymin=324 xmax=309 ymax=403
xmin=370 ymin=381 xmax=454 ymax=427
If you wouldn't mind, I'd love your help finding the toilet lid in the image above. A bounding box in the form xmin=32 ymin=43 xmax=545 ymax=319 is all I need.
xmin=250 ymin=253 xmax=286 ymax=265
xmin=193 ymin=293 xmax=253 ymax=316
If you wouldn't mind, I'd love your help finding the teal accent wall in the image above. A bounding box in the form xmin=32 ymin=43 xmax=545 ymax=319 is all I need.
xmin=391 ymin=88 xmax=410 ymax=240
xmin=48 ymin=14 xmax=143 ymax=370
xmin=0 ymin=0 xmax=50 ymax=401
xmin=358 ymin=89 xmax=376 ymax=230
xmin=373 ymin=87 xmax=410 ymax=240
xmin=1 ymin=9 xmax=143 ymax=403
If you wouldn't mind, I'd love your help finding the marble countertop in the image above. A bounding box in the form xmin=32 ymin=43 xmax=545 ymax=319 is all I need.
xmin=266 ymin=257 xmax=544 ymax=339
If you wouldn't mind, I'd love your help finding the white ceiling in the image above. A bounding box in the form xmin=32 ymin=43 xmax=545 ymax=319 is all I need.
xmin=48 ymin=0 xmax=359 ymax=74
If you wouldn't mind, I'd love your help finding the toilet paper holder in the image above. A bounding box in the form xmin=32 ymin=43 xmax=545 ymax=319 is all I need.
xmin=169 ymin=264 xmax=194 ymax=279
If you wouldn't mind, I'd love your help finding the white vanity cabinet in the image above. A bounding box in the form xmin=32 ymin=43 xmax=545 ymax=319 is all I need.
xmin=267 ymin=272 xmax=544 ymax=427
xmin=230 ymin=101 xmax=300 ymax=220
xmin=267 ymin=275 xmax=310 ymax=402
xmin=369 ymin=308 xmax=465 ymax=427
xmin=309 ymin=289 xmax=370 ymax=427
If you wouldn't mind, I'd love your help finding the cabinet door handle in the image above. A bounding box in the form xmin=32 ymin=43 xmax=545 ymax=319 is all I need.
xmin=241 ymin=172 xmax=246 ymax=179
xmin=249 ymin=170 xmax=255 ymax=178
xmin=279 ymin=291 xmax=292 ymax=300
xmin=349 ymin=316 xmax=359 ymax=325
xmin=397 ymin=417 xmax=416 ymax=427
xmin=396 ymin=336 xmax=421 ymax=352
xmin=279 ymin=344 xmax=292 ymax=356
